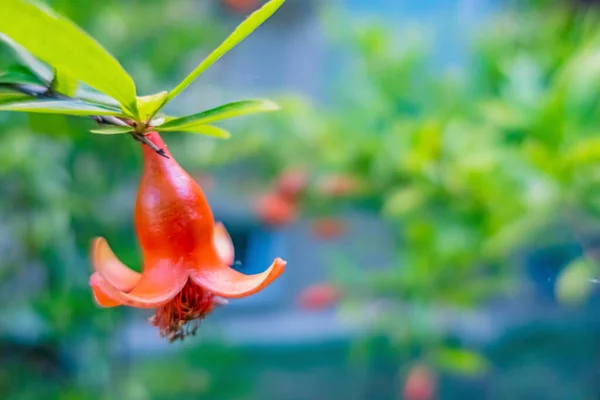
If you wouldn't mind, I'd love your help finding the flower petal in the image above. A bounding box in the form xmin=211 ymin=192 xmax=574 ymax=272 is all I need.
xmin=213 ymin=222 xmax=234 ymax=266
xmin=90 ymin=272 xmax=121 ymax=307
xmin=90 ymin=259 xmax=188 ymax=309
xmin=90 ymin=237 xmax=140 ymax=291
xmin=189 ymin=257 xmax=286 ymax=298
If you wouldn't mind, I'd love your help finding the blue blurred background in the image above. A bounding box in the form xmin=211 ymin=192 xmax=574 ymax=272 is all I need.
xmin=3 ymin=0 xmax=600 ymax=399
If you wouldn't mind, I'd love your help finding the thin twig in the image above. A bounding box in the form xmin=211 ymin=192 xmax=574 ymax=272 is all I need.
xmin=130 ymin=132 xmax=169 ymax=159
xmin=0 ymin=82 xmax=169 ymax=158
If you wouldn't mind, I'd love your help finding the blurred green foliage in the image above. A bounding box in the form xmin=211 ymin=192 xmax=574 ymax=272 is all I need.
xmin=194 ymin=0 xmax=600 ymax=379
xmin=2 ymin=0 xmax=600 ymax=399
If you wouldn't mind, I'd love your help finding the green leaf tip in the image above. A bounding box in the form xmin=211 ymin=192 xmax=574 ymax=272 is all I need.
xmin=137 ymin=91 xmax=168 ymax=121
xmin=158 ymin=99 xmax=281 ymax=131
xmin=164 ymin=0 xmax=286 ymax=106
xmin=157 ymin=123 xmax=231 ymax=139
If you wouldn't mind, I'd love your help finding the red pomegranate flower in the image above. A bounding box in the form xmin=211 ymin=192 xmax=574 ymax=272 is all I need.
xmin=89 ymin=132 xmax=286 ymax=341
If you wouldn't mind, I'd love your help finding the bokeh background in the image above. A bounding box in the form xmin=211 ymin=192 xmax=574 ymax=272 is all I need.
xmin=2 ymin=0 xmax=600 ymax=399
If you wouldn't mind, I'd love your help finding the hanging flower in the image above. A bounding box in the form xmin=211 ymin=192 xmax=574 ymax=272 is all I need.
xmin=89 ymin=132 xmax=286 ymax=342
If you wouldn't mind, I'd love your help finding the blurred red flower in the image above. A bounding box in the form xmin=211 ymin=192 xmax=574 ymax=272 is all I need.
xmin=275 ymin=169 xmax=308 ymax=200
xmin=297 ymin=283 xmax=342 ymax=311
xmin=316 ymin=174 xmax=362 ymax=197
xmin=275 ymin=168 xmax=308 ymax=201
xmin=311 ymin=218 xmax=346 ymax=239
xmin=255 ymin=191 xmax=298 ymax=227
xmin=402 ymin=365 xmax=436 ymax=400
xmin=222 ymin=0 xmax=260 ymax=13
xmin=89 ymin=132 xmax=285 ymax=341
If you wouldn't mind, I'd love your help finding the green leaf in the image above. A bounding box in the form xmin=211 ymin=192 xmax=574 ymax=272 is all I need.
xmin=0 ymin=90 xmax=29 ymax=104
xmin=0 ymin=98 xmax=124 ymax=116
xmin=164 ymin=0 xmax=285 ymax=105
xmin=158 ymin=99 xmax=280 ymax=130
xmin=556 ymin=257 xmax=594 ymax=306
xmin=51 ymin=69 xmax=78 ymax=97
xmin=75 ymin=85 xmax=121 ymax=108
xmin=137 ymin=91 xmax=168 ymax=121
xmin=433 ymin=348 xmax=489 ymax=377
xmin=0 ymin=0 xmax=138 ymax=116
xmin=90 ymin=126 xmax=132 ymax=135
xmin=157 ymin=123 xmax=231 ymax=139
xmin=0 ymin=65 xmax=44 ymax=85
xmin=0 ymin=32 xmax=53 ymax=83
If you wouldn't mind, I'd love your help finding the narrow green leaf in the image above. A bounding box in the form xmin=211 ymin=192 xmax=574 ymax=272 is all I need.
xmin=157 ymin=123 xmax=231 ymax=139
xmin=0 ymin=98 xmax=124 ymax=116
xmin=0 ymin=91 xmax=29 ymax=104
xmin=164 ymin=0 xmax=285 ymax=105
xmin=0 ymin=0 xmax=138 ymax=115
xmin=51 ymin=69 xmax=78 ymax=96
xmin=0 ymin=32 xmax=53 ymax=83
xmin=158 ymin=99 xmax=280 ymax=130
xmin=137 ymin=91 xmax=168 ymax=121
xmin=160 ymin=115 xmax=178 ymax=124
xmin=0 ymin=65 xmax=44 ymax=85
xmin=90 ymin=126 xmax=132 ymax=135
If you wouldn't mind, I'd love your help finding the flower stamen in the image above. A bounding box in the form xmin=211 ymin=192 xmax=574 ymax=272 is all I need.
xmin=149 ymin=282 xmax=216 ymax=342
